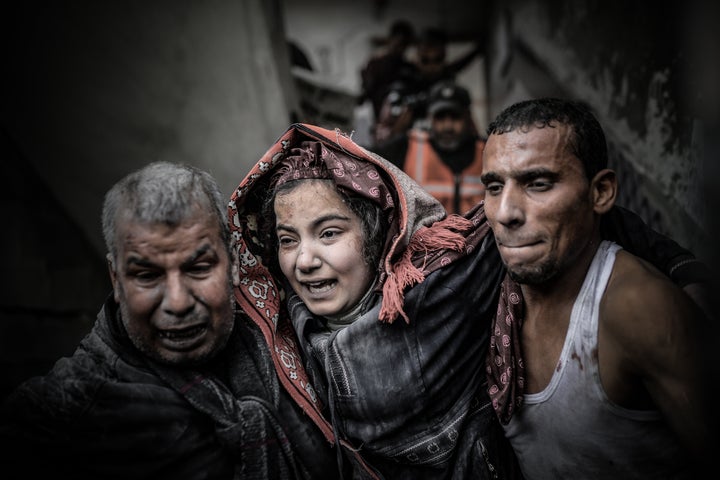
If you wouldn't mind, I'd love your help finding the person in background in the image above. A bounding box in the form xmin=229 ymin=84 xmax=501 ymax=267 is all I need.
xmin=372 ymin=80 xmax=485 ymax=215
xmin=359 ymin=19 xmax=417 ymax=125
xmin=368 ymin=27 xmax=484 ymax=148
xmin=0 ymin=161 xmax=336 ymax=480
xmin=412 ymin=27 xmax=483 ymax=94
xmin=482 ymin=98 xmax=716 ymax=479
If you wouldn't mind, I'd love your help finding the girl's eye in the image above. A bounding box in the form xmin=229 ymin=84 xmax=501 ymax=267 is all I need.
xmin=321 ymin=229 xmax=341 ymax=240
xmin=277 ymin=235 xmax=300 ymax=251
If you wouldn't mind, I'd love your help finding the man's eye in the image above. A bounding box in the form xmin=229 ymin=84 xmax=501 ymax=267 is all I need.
xmin=528 ymin=180 xmax=552 ymax=191
xmin=131 ymin=270 xmax=160 ymax=283
xmin=187 ymin=263 xmax=213 ymax=276
xmin=484 ymin=183 xmax=503 ymax=195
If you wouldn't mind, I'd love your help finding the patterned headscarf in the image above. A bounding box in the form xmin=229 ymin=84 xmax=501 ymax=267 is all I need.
xmin=228 ymin=124 xmax=466 ymax=325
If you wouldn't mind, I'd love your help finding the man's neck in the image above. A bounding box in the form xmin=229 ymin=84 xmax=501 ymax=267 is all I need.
xmin=521 ymin=237 xmax=603 ymax=320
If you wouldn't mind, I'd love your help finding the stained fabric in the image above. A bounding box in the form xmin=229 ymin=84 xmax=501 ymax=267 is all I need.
xmin=485 ymin=205 xmax=709 ymax=425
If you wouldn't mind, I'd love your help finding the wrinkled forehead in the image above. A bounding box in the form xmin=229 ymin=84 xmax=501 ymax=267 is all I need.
xmin=114 ymin=206 xmax=225 ymax=248
xmin=484 ymin=124 xmax=579 ymax=169
xmin=487 ymin=123 xmax=574 ymax=151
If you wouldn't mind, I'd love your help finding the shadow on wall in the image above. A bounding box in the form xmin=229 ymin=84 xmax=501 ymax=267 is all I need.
xmin=0 ymin=131 xmax=111 ymax=399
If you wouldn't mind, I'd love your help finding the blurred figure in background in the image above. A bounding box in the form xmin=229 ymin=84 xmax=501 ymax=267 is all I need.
xmin=372 ymin=80 xmax=485 ymax=215
xmin=359 ymin=19 xmax=417 ymax=125
xmin=370 ymin=27 xmax=484 ymax=148
xmin=413 ymin=27 xmax=483 ymax=93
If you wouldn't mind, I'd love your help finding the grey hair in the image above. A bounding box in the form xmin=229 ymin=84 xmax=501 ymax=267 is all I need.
xmin=102 ymin=161 xmax=230 ymax=262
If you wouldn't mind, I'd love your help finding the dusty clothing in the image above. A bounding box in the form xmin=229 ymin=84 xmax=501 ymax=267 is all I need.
xmin=0 ymin=297 xmax=335 ymax=480
xmin=229 ymin=123 xmax=521 ymax=479
xmin=503 ymin=241 xmax=691 ymax=479
xmin=404 ymin=129 xmax=485 ymax=215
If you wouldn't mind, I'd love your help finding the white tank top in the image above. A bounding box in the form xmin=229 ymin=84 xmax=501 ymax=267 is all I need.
xmin=503 ymin=240 xmax=690 ymax=479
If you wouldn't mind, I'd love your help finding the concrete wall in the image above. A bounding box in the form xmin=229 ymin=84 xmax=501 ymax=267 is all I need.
xmin=0 ymin=0 xmax=297 ymax=396
xmin=484 ymin=0 xmax=717 ymax=262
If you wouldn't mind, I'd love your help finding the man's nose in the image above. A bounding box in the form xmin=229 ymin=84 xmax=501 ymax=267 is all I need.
xmin=161 ymin=272 xmax=195 ymax=316
xmin=495 ymin=185 xmax=525 ymax=227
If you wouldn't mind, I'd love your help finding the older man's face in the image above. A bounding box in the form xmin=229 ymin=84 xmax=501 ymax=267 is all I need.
xmin=109 ymin=210 xmax=234 ymax=366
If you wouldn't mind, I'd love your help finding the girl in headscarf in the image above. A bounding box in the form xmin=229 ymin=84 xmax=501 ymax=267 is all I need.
xmin=228 ymin=123 xmax=519 ymax=479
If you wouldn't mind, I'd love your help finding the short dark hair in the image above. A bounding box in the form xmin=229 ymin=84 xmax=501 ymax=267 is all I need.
xmin=486 ymin=98 xmax=608 ymax=180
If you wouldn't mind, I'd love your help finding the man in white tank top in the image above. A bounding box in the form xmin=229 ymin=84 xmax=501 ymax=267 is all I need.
xmin=480 ymin=98 xmax=715 ymax=479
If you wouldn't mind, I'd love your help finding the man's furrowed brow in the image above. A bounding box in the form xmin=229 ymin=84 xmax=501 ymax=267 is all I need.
xmin=183 ymin=244 xmax=216 ymax=266
xmin=516 ymin=168 xmax=559 ymax=183
xmin=481 ymin=172 xmax=502 ymax=184
xmin=126 ymin=257 xmax=155 ymax=268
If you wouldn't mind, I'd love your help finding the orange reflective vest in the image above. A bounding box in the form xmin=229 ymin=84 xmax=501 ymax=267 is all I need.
xmin=404 ymin=129 xmax=485 ymax=215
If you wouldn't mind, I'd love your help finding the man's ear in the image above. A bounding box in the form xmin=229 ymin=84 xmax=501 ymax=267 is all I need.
xmin=591 ymin=168 xmax=617 ymax=214
xmin=107 ymin=254 xmax=120 ymax=302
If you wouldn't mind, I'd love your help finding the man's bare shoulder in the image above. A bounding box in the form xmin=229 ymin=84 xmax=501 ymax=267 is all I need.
xmin=602 ymin=249 xmax=702 ymax=346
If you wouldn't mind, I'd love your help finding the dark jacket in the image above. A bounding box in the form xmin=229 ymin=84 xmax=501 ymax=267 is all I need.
xmin=287 ymin=210 xmax=519 ymax=479
xmin=0 ymin=297 xmax=336 ymax=480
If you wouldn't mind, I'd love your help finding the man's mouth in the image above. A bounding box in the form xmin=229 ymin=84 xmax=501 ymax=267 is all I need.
xmin=158 ymin=324 xmax=207 ymax=341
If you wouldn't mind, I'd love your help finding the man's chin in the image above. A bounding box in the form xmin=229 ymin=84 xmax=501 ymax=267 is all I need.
xmin=507 ymin=265 xmax=556 ymax=285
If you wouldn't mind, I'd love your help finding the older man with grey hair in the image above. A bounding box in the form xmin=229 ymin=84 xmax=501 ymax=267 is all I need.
xmin=0 ymin=161 xmax=336 ymax=480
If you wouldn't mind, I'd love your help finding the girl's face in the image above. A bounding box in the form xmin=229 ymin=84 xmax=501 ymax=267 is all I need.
xmin=274 ymin=179 xmax=375 ymax=318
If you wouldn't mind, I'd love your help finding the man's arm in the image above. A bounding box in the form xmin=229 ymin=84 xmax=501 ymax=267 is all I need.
xmin=601 ymin=205 xmax=713 ymax=317
xmin=604 ymin=251 xmax=716 ymax=470
xmin=443 ymin=42 xmax=483 ymax=77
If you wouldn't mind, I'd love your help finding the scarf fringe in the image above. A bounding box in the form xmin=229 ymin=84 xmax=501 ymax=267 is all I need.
xmin=379 ymin=214 xmax=473 ymax=324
